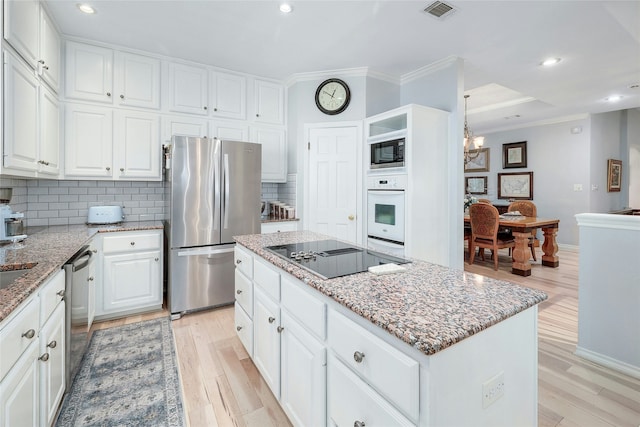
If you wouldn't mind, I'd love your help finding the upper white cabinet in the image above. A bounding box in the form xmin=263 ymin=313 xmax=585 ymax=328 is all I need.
xmin=211 ymin=70 xmax=246 ymax=120
xmin=114 ymin=110 xmax=161 ymax=180
xmin=38 ymin=6 xmax=61 ymax=92
xmin=38 ymin=84 xmax=61 ymax=176
xmin=212 ymin=121 xmax=249 ymax=142
xmin=250 ymin=126 xmax=287 ymax=182
xmin=3 ymin=0 xmax=39 ymax=69
xmin=168 ymin=62 xmax=209 ymax=115
xmin=253 ymin=79 xmax=285 ymax=125
xmin=115 ymin=51 xmax=161 ymax=109
xmin=65 ymin=41 xmax=114 ymax=103
xmin=65 ymin=103 xmax=113 ymax=178
xmin=162 ymin=116 xmax=209 ymax=143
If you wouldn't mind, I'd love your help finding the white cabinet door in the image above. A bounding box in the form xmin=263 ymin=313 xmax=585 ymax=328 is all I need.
xmin=254 ymin=79 xmax=284 ymax=125
xmin=39 ymin=303 xmax=65 ymax=427
xmin=38 ymin=84 xmax=60 ymax=176
xmin=114 ymin=110 xmax=161 ymax=180
xmin=102 ymin=250 xmax=162 ymax=314
xmin=3 ymin=50 xmax=39 ymax=175
xmin=253 ymin=287 xmax=281 ymax=398
xmin=65 ymin=41 xmax=114 ymax=103
xmin=162 ymin=116 xmax=208 ymax=144
xmin=250 ymin=126 xmax=287 ymax=182
xmin=211 ymin=71 xmax=246 ymax=120
xmin=115 ymin=51 xmax=161 ymax=109
xmin=280 ymin=311 xmax=326 ymax=427
xmin=65 ymin=104 xmax=113 ymax=178
xmin=39 ymin=7 xmax=60 ymax=92
xmin=3 ymin=0 xmax=39 ymax=69
xmin=0 ymin=342 xmax=39 ymax=427
xmin=168 ymin=62 xmax=208 ymax=115
xmin=211 ymin=121 xmax=248 ymax=142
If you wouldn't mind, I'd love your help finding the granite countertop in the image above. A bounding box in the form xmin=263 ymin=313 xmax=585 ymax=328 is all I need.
xmin=234 ymin=230 xmax=548 ymax=356
xmin=0 ymin=221 xmax=163 ymax=323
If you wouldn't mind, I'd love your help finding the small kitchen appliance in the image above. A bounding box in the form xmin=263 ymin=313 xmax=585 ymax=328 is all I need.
xmin=0 ymin=188 xmax=27 ymax=243
xmin=87 ymin=205 xmax=124 ymax=224
xmin=265 ymin=239 xmax=410 ymax=280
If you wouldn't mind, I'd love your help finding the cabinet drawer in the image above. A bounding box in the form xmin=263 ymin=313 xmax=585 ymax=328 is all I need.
xmin=234 ymin=302 xmax=253 ymax=357
xmin=281 ymin=274 xmax=326 ymax=340
xmin=102 ymin=230 xmax=161 ymax=254
xmin=234 ymin=245 xmax=253 ymax=279
xmin=234 ymin=269 xmax=253 ymax=316
xmin=328 ymin=310 xmax=419 ymax=421
xmin=328 ymin=355 xmax=414 ymax=427
xmin=253 ymin=257 xmax=280 ymax=301
xmin=39 ymin=270 xmax=65 ymax=325
xmin=0 ymin=296 xmax=40 ymax=381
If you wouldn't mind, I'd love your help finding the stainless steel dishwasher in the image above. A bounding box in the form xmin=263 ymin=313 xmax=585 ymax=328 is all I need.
xmin=64 ymin=245 xmax=95 ymax=388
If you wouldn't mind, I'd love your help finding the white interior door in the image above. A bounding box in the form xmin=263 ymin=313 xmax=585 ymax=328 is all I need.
xmin=307 ymin=126 xmax=359 ymax=244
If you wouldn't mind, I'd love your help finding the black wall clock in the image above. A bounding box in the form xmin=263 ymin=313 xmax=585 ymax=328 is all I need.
xmin=315 ymin=78 xmax=351 ymax=115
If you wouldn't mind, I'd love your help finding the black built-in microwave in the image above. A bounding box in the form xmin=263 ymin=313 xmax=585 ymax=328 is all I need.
xmin=370 ymin=137 xmax=405 ymax=169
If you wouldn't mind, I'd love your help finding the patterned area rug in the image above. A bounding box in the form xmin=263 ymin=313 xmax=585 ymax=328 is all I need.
xmin=55 ymin=317 xmax=185 ymax=427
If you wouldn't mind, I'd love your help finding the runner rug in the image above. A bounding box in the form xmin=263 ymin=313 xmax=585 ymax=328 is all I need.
xmin=55 ymin=317 xmax=185 ymax=427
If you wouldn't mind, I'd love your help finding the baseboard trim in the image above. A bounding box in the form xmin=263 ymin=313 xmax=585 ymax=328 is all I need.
xmin=575 ymin=346 xmax=640 ymax=380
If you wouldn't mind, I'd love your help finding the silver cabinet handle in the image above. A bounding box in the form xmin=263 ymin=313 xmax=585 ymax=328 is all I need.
xmin=106 ymin=92 xmax=111 ymax=97
xmin=353 ymin=351 xmax=365 ymax=363
xmin=92 ymin=249 xmax=97 ymax=253
xmin=268 ymin=316 xmax=275 ymax=324
xmin=56 ymin=290 xmax=65 ymax=297
xmin=43 ymin=65 xmax=49 ymax=70
xmin=88 ymin=276 xmax=94 ymax=281
xmin=203 ymin=106 xmax=208 ymax=110
xmin=38 ymin=59 xmax=45 ymax=64
xmin=256 ymin=113 xmax=260 ymax=117
xmin=39 ymin=353 xmax=50 ymax=362
xmin=277 ymin=326 xmax=284 ymax=333
xmin=236 ymin=326 xmax=242 ymax=331
xmin=47 ymin=340 xmax=57 ymax=349
xmin=154 ymin=258 xmax=159 ymax=262
xmin=130 ymin=242 xmax=135 ymax=246
xmin=213 ymin=107 xmax=217 ymax=112
xmin=120 ymin=94 xmax=124 ymax=99
xmin=106 ymin=167 xmax=111 ymax=171
xmin=354 ymin=421 xmax=365 ymax=427
xmin=22 ymin=329 xmax=36 ymax=339
xmin=236 ymin=289 xmax=242 ymax=294
xmin=236 ymin=259 xmax=242 ymax=264
xmin=120 ymin=167 xmax=124 ymax=172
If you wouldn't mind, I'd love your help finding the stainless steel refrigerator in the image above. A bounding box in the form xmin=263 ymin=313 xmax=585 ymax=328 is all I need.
xmin=165 ymin=136 xmax=261 ymax=318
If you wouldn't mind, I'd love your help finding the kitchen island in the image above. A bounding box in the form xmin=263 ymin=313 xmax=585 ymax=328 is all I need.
xmin=234 ymin=231 xmax=547 ymax=427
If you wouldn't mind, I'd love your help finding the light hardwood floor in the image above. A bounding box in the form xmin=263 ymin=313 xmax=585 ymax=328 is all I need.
xmin=95 ymin=247 xmax=640 ymax=426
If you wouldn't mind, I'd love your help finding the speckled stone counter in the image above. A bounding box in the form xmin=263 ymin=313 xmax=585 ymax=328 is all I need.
xmin=234 ymin=230 xmax=547 ymax=356
xmin=0 ymin=221 xmax=163 ymax=323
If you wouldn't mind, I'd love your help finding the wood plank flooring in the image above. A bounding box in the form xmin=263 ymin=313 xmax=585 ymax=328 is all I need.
xmin=94 ymin=247 xmax=640 ymax=426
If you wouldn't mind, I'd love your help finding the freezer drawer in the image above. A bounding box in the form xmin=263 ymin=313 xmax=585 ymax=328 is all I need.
xmin=169 ymin=244 xmax=235 ymax=316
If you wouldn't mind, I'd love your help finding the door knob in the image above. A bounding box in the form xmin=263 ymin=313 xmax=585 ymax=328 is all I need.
xmin=348 ymin=215 xmax=355 ymax=220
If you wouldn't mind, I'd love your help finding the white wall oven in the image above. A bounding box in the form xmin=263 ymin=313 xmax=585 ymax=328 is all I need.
xmin=367 ymin=175 xmax=406 ymax=249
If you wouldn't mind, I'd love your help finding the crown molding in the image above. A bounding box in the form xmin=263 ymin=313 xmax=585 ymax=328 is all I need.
xmin=480 ymin=113 xmax=590 ymax=135
xmin=284 ymin=67 xmax=399 ymax=87
xmin=400 ymin=55 xmax=460 ymax=85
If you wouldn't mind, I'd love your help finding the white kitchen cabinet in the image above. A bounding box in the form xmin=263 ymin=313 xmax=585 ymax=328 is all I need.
xmin=261 ymin=221 xmax=298 ymax=234
xmin=115 ymin=51 xmax=161 ymax=109
xmin=38 ymin=83 xmax=60 ymax=176
xmin=97 ymin=230 xmax=163 ymax=319
xmin=114 ymin=110 xmax=161 ymax=180
xmin=211 ymin=70 xmax=246 ymax=120
xmin=253 ymin=286 xmax=281 ymax=398
xmin=168 ymin=62 xmax=208 ymax=115
xmin=64 ymin=103 xmax=114 ymax=178
xmin=162 ymin=116 xmax=209 ymax=144
xmin=0 ymin=341 xmax=39 ymax=427
xmin=253 ymin=79 xmax=284 ymax=125
xmin=38 ymin=6 xmax=61 ymax=92
xmin=3 ymin=0 xmax=39 ymax=69
xmin=280 ymin=311 xmax=326 ymax=427
xmin=65 ymin=41 xmax=114 ymax=104
xmin=39 ymin=303 xmax=65 ymax=427
xmin=211 ymin=121 xmax=249 ymax=142
xmin=250 ymin=126 xmax=287 ymax=182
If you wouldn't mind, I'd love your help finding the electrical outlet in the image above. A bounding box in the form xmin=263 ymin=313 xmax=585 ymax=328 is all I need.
xmin=573 ymin=184 xmax=583 ymax=191
xmin=482 ymin=372 xmax=505 ymax=409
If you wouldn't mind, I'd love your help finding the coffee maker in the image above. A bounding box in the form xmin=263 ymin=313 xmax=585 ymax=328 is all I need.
xmin=0 ymin=188 xmax=27 ymax=243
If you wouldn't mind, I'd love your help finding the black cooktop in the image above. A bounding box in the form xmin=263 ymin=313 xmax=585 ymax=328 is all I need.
xmin=265 ymin=239 xmax=410 ymax=279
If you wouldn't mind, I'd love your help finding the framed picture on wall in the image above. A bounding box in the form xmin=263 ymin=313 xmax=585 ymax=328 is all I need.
xmin=502 ymin=141 xmax=527 ymax=168
xmin=465 ymin=176 xmax=488 ymax=194
xmin=607 ymin=159 xmax=622 ymax=192
xmin=464 ymin=148 xmax=490 ymax=172
xmin=498 ymin=172 xmax=533 ymax=200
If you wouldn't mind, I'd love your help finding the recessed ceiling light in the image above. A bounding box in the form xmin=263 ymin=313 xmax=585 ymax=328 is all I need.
xmin=541 ymin=57 xmax=561 ymax=67
xmin=77 ymin=3 xmax=95 ymax=14
xmin=605 ymin=95 xmax=623 ymax=102
xmin=279 ymin=3 xmax=292 ymax=13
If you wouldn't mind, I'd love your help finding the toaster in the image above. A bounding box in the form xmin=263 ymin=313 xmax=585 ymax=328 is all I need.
xmin=87 ymin=205 xmax=125 ymax=224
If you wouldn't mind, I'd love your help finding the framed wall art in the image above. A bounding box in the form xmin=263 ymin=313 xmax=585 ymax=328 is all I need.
xmin=607 ymin=159 xmax=622 ymax=192
xmin=465 ymin=176 xmax=488 ymax=195
xmin=498 ymin=171 xmax=533 ymax=200
xmin=502 ymin=141 xmax=527 ymax=168
xmin=464 ymin=148 xmax=490 ymax=173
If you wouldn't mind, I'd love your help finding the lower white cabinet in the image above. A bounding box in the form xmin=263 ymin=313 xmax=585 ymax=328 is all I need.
xmin=0 ymin=341 xmax=39 ymax=427
xmin=96 ymin=229 xmax=163 ymax=319
xmin=39 ymin=303 xmax=66 ymax=426
xmin=253 ymin=287 xmax=281 ymax=398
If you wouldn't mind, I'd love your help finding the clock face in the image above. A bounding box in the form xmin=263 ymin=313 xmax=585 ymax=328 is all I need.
xmin=315 ymin=79 xmax=351 ymax=115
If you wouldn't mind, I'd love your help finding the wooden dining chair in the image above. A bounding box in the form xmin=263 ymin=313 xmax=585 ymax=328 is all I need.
xmin=477 ymin=199 xmax=491 ymax=204
xmin=469 ymin=203 xmax=516 ymax=270
xmin=507 ymin=201 xmax=539 ymax=261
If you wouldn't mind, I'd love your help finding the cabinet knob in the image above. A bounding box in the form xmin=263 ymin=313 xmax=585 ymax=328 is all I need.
xmin=203 ymin=106 xmax=208 ymax=110
xmin=56 ymin=290 xmax=65 ymax=298
xmin=256 ymin=113 xmax=260 ymax=117
xmin=120 ymin=94 xmax=124 ymax=99
xmin=43 ymin=160 xmax=49 ymax=165
xmin=120 ymin=167 xmax=125 ymax=172
xmin=39 ymin=353 xmax=50 ymax=362
xmin=213 ymin=107 xmax=217 ymax=112
xmin=47 ymin=340 xmax=57 ymax=349
xmin=155 ymin=257 xmax=159 ymax=262
xmin=106 ymin=167 xmax=111 ymax=171
xmin=236 ymin=326 xmax=242 ymax=331
xmin=106 ymin=92 xmax=111 ymax=97
xmin=268 ymin=316 xmax=275 ymax=324
xmin=92 ymin=249 xmax=97 ymax=253
xmin=88 ymin=276 xmax=94 ymax=281
xmin=277 ymin=326 xmax=284 ymax=333
xmin=236 ymin=259 xmax=242 ymax=264
xmin=348 ymin=215 xmax=355 ymax=221
xmin=353 ymin=351 xmax=365 ymax=363
xmin=43 ymin=65 xmax=49 ymax=70
xmin=130 ymin=241 xmax=136 ymax=246
xmin=22 ymin=329 xmax=36 ymax=339
xmin=236 ymin=289 xmax=242 ymax=294
xmin=354 ymin=421 xmax=366 ymax=427
xmin=38 ymin=59 xmax=45 ymax=64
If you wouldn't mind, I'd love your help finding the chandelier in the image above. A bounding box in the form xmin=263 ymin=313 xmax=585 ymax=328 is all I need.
xmin=463 ymin=94 xmax=484 ymax=165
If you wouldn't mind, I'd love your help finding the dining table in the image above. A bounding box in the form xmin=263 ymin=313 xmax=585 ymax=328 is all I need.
xmin=464 ymin=214 xmax=560 ymax=276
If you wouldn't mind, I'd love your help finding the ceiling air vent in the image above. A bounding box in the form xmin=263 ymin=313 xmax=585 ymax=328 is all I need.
xmin=423 ymin=1 xmax=456 ymax=19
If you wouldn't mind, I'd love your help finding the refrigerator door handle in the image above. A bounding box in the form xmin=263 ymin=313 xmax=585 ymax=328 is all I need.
xmin=213 ymin=144 xmax=221 ymax=231
xmin=177 ymin=247 xmax=235 ymax=257
xmin=223 ymin=153 xmax=230 ymax=229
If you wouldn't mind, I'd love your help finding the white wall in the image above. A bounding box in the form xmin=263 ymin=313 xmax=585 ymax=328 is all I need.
xmin=626 ymin=109 xmax=640 ymax=207
xmin=589 ymin=110 xmax=624 ymax=212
